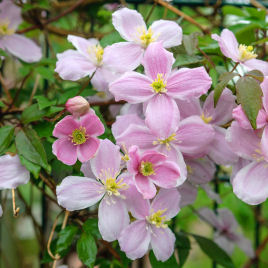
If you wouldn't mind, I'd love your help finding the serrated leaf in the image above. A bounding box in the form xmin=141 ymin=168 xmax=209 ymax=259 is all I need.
xmin=15 ymin=127 xmax=49 ymax=171
xmin=149 ymin=251 xmax=178 ymax=267
xmin=192 ymin=234 xmax=235 ymax=268
xmin=176 ymin=232 xmax=191 ymax=267
xmin=214 ymin=72 xmax=238 ymax=107
xmin=56 ymin=225 xmax=79 ymax=256
xmin=236 ymin=76 xmax=263 ymax=129
xmin=0 ymin=126 xmax=14 ymax=154
xmin=77 ymin=232 xmax=97 ymax=267
xmin=21 ymin=104 xmax=48 ymax=124
xmin=245 ymin=70 xmax=264 ymax=83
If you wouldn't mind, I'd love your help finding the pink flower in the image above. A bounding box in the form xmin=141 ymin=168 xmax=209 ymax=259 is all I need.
xmin=52 ymin=111 xmax=104 ymax=165
xmin=65 ymin=96 xmax=90 ymax=117
xmin=176 ymin=89 xmax=238 ymax=165
xmin=57 ymin=139 xmax=130 ymax=241
xmin=110 ymin=42 xmax=212 ymax=121
xmin=127 ymin=146 xmax=181 ymax=199
xmin=232 ymin=78 xmax=268 ymax=129
xmin=0 ymin=0 xmax=42 ymax=62
xmin=212 ymin=29 xmax=268 ymax=75
xmin=0 ymin=154 xmax=30 ymax=189
xmin=55 ymin=35 xmax=135 ymax=92
xmin=119 ymin=188 xmax=180 ymax=261
xmin=199 ymin=208 xmax=254 ymax=257
xmin=110 ymin=7 xmax=182 ymax=70
xmin=226 ymin=121 xmax=268 ymax=204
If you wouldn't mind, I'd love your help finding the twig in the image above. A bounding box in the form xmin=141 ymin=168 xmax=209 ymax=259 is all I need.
xmin=28 ymin=74 xmax=41 ymax=106
xmin=230 ymin=62 xmax=239 ymax=73
xmin=90 ymin=100 xmax=126 ymax=107
xmin=0 ymin=73 xmax=12 ymax=102
xmin=76 ymin=71 xmax=96 ymax=96
xmin=250 ymin=0 xmax=268 ymax=14
xmin=197 ymin=46 xmax=215 ymax=68
xmin=145 ymin=2 xmax=157 ymax=23
xmin=39 ymin=173 xmax=56 ymax=194
xmin=11 ymin=189 xmax=20 ymax=217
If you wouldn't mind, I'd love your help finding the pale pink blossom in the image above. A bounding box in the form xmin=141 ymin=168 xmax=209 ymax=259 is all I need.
xmin=65 ymin=96 xmax=90 ymax=117
xmin=126 ymin=146 xmax=181 ymax=199
xmin=0 ymin=0 xmax=42 ymax=62
xmin=119 ymin=188 xmax=180 ymax=261
xmin=199 ymin=208 xmax=254 ymax=257
xmin=57 ymin=139 xmax=130 ymax=242
xmin=52 ymin=111 xmax=104 ymax=165
xmin=212 ymin=29 xmax=268 ymax=75
xmin=110 ymin=7 xmax=182 ymax=69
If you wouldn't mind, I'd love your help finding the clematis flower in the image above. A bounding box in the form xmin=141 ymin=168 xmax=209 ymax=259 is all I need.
xmin=65 ymin=96 xmax=89 ymax=117
xmin=176 ymin=88 xmax=238 ymax=165
xmin=119 ymin=188 xmax=180 ymax=261
xmin=110 ymin=42 xmax=212 ymax=123
xmin=56 ymin=139 xmax=130 ymax=242
xmin=110 ymin=7 xmax=182 ymax=70
xmin=127 ymin=145 xmax=181 ymax=199
xmin=226 ymin=121 xmax=268 ymax=205
xmin=0 ymin=154 xmax=30 ymax=189
xmin=0 ymin=0 xmax=42 ymax=62
xmin=232 ymin=78 xmax=268 ymax=130
xmin=199 ymin=208 xmax=254 ymax=257
xmin=52 ymin=111 xmax=104 ymax=165
xmin=212 ymin=29 xmax=268 ymax=75
xmin=55 ymin=35 xmax=136 ymax=92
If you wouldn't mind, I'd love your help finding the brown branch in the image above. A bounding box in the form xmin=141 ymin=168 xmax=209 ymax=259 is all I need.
xmin=39 ymin=173 xmax=56 ymax=195
xmin=250 ymin=0 xmax=268 ymax=14
xmin=197 ymin=46 xmax=215 ymax=68
xmin=90 ymin=100 xmax=126 ymax=107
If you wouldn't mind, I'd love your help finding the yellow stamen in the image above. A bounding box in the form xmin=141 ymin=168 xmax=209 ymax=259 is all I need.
xmin=153 ymin=133 xmax=176 ymax=150
xmin=103 ymin=177 xmax=128 ymax=196
xmin=70 ymin=127 xmax=87 ymax=145
xmin=88 ymin=44 xmax=104 ymax=65
xmin=151 ymin=74 xmax=167 ymax=94
xmin=146 ymin=209 xmax=168 ymax=228
xmin=140 ymin=161 xmax=155 ymax=176
xmin=138 ymin=26 xmax=156 ymax=47
xmin=238 ymin=44 xmax=257 ymax=62
xmin=0 ymin=20 xmax=15 ymax=36
xmin=187 ymin=165 xmax=193 ymax=174
xmin=201 ymin=113 xmax=213 ymax=124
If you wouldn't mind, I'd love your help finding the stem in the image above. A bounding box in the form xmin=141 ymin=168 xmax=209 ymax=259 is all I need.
xmin=11 ymin=189 xmax=20 ymax=217
xmin=77 ymin=70 xmax=96 ymax=96
xmin=145 ymin=2 xmax=157 ymax=23
xmin=230 ymin=62 xmax=239 ymax=73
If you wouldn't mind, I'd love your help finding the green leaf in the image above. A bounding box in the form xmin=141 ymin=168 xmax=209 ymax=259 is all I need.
xmin=214 ymin=72 xmax=238 ymax=107
xmin=245 ymin=70 xmax=264 ymax=83
xmin=19 ymin=155 xmax=41 ymax=178
xmin=77 ymin=232 xmax=97 ymax=267
xmin=34 ymin=95 xmax=57 ymax=110
xmin=100 ymin=31 xmax=124 ymax=47
xmin=83 ymin=218 xmax=101 ymax=239
xmin=176 ymin=232 xmax=191 ymax=267
xmin=174 ymin=54 xmax=204 ymax=67
xmin=0 ymin=49 xmax=8 ymax=57
xmin=56 ymin=225 xmax=79 ymax=256
xmin=183 ymin=33 xmax=201 ymax=56
xmin=33 ymin=121 xmax=53 ymax=138
xmin=192 ymin=234 xmax=235 ymax=268
xmin=36 ymin=66 xmax=55 ymax=82
xmin=222 ymin=5 xmax=245 ymax=16
xmin=236 ymin=76 xmax=263 ymax=129
xmin=0 ymin=126 xmax=14 ymax=154
xmin=15 ymin=127 xmax=49 ymax=171
xmin=21 ymin=104 xmax=48 ymax=124
xmin=149 ymin=251 xmax=178 ymax=267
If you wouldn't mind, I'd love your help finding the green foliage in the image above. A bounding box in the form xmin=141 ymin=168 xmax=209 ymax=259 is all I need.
xmin=176 ymin=232 xmax=191 ymax=267
xmin=0 ymin=125 xmax=15 ymax=154
xmin=149 ymin=251 xmax=178 ymax=267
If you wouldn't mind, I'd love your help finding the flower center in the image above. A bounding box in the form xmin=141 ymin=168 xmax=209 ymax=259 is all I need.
xmin=103 ymin=177 xmax=128 ymax=196
xmin=88 ymin=44 xmax=104 ymax=65
xmin=70 ymin=127 xmax=87 ymax=145
xmin=251 ymin=148 xmax=265 ymax=163
xmin=0 ymin=21 xmax=14 ymax=36
xmin=146 ymin=209 xmax=168 ymax=228
xmin=153 ymin=133 xmax=176 ymax=150
xmin=151 ymin=74 xmax=167 ymax=94
xmin=140 ymin=161 xmax=155 ymax=176
xmin=238 ymin=44 xmax=257 ymax=62
xmin=200 ymin=113 xmax=213 ymax=124
xmin=138 ymin=26 xmax=156 ymax=47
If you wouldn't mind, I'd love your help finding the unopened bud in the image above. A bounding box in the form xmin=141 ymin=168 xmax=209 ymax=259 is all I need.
xmin=65 ymin=96 xmax=89 ymax=117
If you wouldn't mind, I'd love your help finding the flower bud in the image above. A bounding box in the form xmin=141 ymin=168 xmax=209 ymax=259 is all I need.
xmin=65 ymin=96 xmax=89 ymax=117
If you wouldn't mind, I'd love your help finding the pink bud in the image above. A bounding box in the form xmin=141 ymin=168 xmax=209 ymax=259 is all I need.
xmin=65 ymin=96 xmax=89 ymax=117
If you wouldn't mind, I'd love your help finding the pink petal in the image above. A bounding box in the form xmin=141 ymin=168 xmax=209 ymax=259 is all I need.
xmin=235 ymin=234 xmax=255 ymax=258
xmin=90 ymin=139 xmax=121 ymax=178
xmin=135 ymin=173 xmax=157 ymax=199
xmin=0 ymin=0 xmax=22 ymax=29
xmin=261 ymin=78 xmax=268 ymax=112
xmin=211 ymin=29 xmax=239 ymax=62
xmin=109 ymin=71 xmax=154 ymax=103
xmin=119 ymin=220 xmax=150 ymax=260
xmin=80 ymin=112 xmax=105 ymax=136
xmin=198 ymin=208 xmax=221 ymax=229
xmin=203 ymin=88 xmax=236 ymax=125
xmin=53 ymin=115 xmax=79 ymax=138
xmin=55 ymin=50 xmax=96 ymax=81
xmin=52 ymin=138 xmax=77 ymax=166
xmin=112 ymin=8 xmax=146 ymax=42
xmin=103 ymin=42 xmax=143 ymax=72
xmin=232 ymin=161 xmax=268 ymax=205
xmin=214 ymin=235 xmax=234 ymax=255
xmin=145 ymin=94 xmax=180 ymax=138
xmin=177 ymin=182 xmax=197 ymax=207
xmin=208 ymin=126 xmax=238 ymax=165
xmin=0 ymin=155 xmax=30 ymax=189
xmin=176 ymin=97 xmax=202 ymax=119
xmin=77 ymin=137 xmax=100 ymax=163
xmin=2 ymin=34 xmax=42 ymax=63
xmin=56 ymin=176 xmax=103 ymax=210
xmin=175 ymin=116 xmax=215 ymax=157
xmin=150 ymin=226 xmax=175 ymax=262
xmin=166 ymin=67 xmax=212 ymax=99
xmin=80 ymin=161 xmax=95 ymax=178
xmin=98 ymin=197 xmax=129 ymax=242
xmin=217 ymin=209 xmax=238 ymax=230
xmin=141 ymin=151 xmax=167 ymax=165
xmin=127 ymin=145 xmax=141 ymax=174
xmin=151 ymin=20 xmax=182 ymax=48
xmin=151 ymin=161 xmax=180 ymax=188
xmin=242 ymin=59 xmax=268 ymax=76
xmin=261 ymin=125 xmax=268 ymax=161
xmin=151 ymin=188 xmax=180 ymax=219
xmin=143 ymin=42 xmax=174 ymax=80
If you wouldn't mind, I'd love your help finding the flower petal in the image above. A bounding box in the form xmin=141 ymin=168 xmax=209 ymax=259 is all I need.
xmin=176 ymin=97 xmax=202 ymax=119
xmin=77 ymin=137 xmax=100 ymax=163
xmin=242 ymin=59 xmax=268 ymax=76
xmin=56 ymin=176 xmax=103 ymax=211
xmin=53 ymin=115 xmax=79 ymax=138
xmin=261 ymin=78 xmax=268 ymax=112
xmin=135 ymin=173 xmax=157 ymax=199
xmin=166 ymin=67 xmax=212 ymax=99
xmin=198 ymin=208 xmax=221 ymax=229
xmin=151 ymin=20 xmax=182 ymax=48
xmin=235 ymin=234 xmax=255 ymax=258
xmin=0 ymin=0 xmax=22 ymax=29
xmin=98 ymin=197 xmax=129 ymax=242
xmin=141 ymin=151 xmax=167 ymax=165
xmin=177 ymin=182 xmax=197 ymax=207
xmin=80 ymin=112 xmax=105 ymax=136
